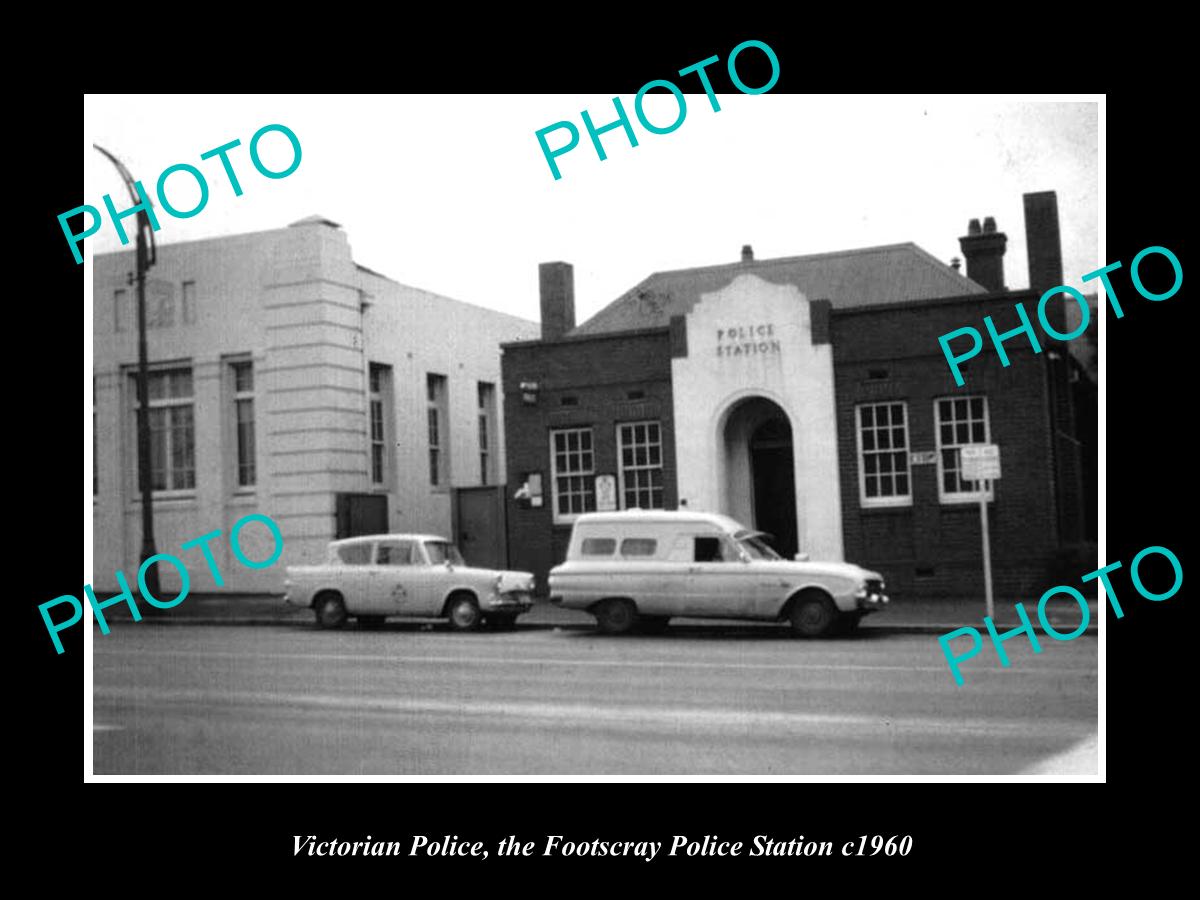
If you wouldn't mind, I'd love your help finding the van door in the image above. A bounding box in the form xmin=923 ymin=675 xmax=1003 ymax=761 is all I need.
xmin=684 ymin=534 xmax=758 ymax=618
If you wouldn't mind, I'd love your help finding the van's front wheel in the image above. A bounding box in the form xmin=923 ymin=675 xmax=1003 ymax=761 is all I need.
xmin=594 ymin=599 xmax=638 ymax=635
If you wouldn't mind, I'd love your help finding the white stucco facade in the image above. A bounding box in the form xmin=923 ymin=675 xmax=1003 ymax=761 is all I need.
xmin=91 ymin=217 xmax=538 ymax=594
xmin=670 ymin=274 xmax=845 ymax=561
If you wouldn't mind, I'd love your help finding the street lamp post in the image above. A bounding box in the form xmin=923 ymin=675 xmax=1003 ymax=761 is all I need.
xmin=93 ymin=145 xmax=160 ymax=599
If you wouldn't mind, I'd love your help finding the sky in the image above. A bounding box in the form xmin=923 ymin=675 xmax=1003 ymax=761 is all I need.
xmin=83 ymin=95 xmax=1099 ymax=327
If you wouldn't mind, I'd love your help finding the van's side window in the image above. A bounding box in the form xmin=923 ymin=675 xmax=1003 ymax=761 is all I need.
xmin=695 ymin=536 xmax=740 ymax=563
xmin=620 ymin=538 xmax=657 ymax=557
xmin=581 ymin=537 xmax=617 ymax=556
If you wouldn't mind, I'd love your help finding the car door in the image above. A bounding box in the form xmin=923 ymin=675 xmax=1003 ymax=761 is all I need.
xmin=684 ymin=534 xmax=758 ymax=618
xmin=409 ymin=541 xmax=452 ymax=615
xmin=334 ymin=540 xmax=376 ymax=614
xmin=369 ymin=539 xmax=421 ymax=615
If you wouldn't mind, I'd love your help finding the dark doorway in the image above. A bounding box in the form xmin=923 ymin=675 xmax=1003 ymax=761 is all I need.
xmin=335 ymin=493 xmax=388 ymax=538
xmin=750 ymin=416 xmax=798 ymax=559
xmin=453 ymin=485 xmax=508 ymax=568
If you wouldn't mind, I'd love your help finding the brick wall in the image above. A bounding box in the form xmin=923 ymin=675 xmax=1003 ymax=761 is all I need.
xmin=502 ymin=329 xmax=675 ymax=592
xmin=831 ymin=290 xmax=1085 ymax=603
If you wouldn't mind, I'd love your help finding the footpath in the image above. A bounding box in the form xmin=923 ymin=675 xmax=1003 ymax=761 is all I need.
xmin=97 ymin=593 xmax=1100 ymax=635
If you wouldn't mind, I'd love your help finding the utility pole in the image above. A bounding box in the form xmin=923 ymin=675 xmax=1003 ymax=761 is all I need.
xmin=93 ymin=145 xmax=160 ymax=599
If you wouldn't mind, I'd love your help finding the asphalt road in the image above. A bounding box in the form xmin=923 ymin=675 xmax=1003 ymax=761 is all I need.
xmin=92 ymin=621 xmax=1097 ymax=775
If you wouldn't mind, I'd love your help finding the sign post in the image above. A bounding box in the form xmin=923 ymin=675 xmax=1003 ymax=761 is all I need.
xmin=960 ymin=444 xmax=1001 ymax=620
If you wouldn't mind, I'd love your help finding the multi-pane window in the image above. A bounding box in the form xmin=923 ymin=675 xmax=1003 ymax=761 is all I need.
xmin=856 ymin=402 xmax=911 ymax=506
xmin=477 ymin=381 xmax=496 ymax=485
xmin=427 ymin=373 xmax=448 ymax=486
xmin=369 ymin=364 xmax=388 ymax=486
xmin=550 ymin=427 xmax=595 ymax=521
xmin=936 ymin=396 xmax=991 ymax=501
xmin=617 ymin=421 xmax=664 ymax=509
xmin=232 ymin=361 xmax=256 ymax=488
xmin=131 ymin=368 xmax=195 ymax=492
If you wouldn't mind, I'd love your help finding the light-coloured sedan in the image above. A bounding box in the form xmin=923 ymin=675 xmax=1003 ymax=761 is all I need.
xmin=284 ymin=534 xmax=535 ymax=631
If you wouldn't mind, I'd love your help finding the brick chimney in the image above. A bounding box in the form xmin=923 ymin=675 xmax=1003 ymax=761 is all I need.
xmin=539 ymin=261 xmax=576 ymax=341
xmin=741 ymin=244 xmax=754 ymax=263
xmin=959 ymin=216 xmax=1007 ymax=291
xmin=1023 ymin=191 xmax=1063 ymax=293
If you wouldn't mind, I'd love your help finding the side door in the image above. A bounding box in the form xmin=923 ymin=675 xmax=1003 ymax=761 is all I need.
xmin=368 ymin=539 xmax=421 ymax=615
xmin=684 ymin=534 xmax=758 ymax=618
xmin=333 ymin=540 xmax=376 ymax=614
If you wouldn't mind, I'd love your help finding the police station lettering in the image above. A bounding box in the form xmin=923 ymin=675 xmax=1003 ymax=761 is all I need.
xmin=58 ymin=124 xmax=302 ymax=264
xmin=535 ymin=40 xmax=780 ymax=181
xmin=40 ymin=513 xmax=285 ymax=654
xmin=717 ymin=324 xmax=781 ymax=357
xmin=938 ymin=245 xmax=1182 ymax=387
xmin=938 ymin=544 xmax=1182 ymax=686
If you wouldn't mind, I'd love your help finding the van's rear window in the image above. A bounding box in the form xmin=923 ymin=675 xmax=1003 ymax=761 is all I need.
xmin=581 ymin=538 xmax=617 ymax=556
xmin=620 ymin=538 xmax=657 ymax=557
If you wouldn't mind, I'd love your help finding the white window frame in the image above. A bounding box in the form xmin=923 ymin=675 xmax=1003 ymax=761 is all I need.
xmin=477 ymin=381 xmax=495 ymax=486
xmin=616 ymin=420 xmax=665 ymax=510
xmin=854 ymin=401 xmax=913 ymax=508
xmin=935 ymin=395 xmax=993 ymax=504
xmin=427 ymin=373 xmax=448 ymax=488
xmin=369 ymin=364 xmax=389 ymax=487
xmin=129 ymin=366 xmax=196 ymax=497
xmin=231 ymin=359 xmax=256 ymax=491
xmin=549 ymin=427 xmax=596 ymax=524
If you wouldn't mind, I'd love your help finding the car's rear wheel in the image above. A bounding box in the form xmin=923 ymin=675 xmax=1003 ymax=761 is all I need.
xmin=314 ymin=592 xmax=347 ymax=630
xmin=789 ymin=591 xmax=837 ymax=638
xmin=639 ymin=615 xmax=670 ymax=635
xmin=594 ymin=599 xmax=638 ymax=635
xmin=446 ymin=593 xmax=482 ymax=632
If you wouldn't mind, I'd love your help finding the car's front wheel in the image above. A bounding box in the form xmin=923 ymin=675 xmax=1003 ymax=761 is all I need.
xmin=594 ymin=599 xmax=638 ymax=635
xmin=446 ymin=593 xmax=482 ymax=632
xmin=789 ymin=591 xmax=837 ymax=638
xmin=314 ymin=592 xmax=348 ymax=630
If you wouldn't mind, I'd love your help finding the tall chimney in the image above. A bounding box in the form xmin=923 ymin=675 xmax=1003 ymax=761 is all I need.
xmin=741 ymin=244 xmax=754 ymax=263
xmin=539 ymin=261 xmax=576 ymax=341
xmin=1024 ymin=191 xmax=1063 ymax=293
xmin=959 ymin=216 xmax=1007 ymax=291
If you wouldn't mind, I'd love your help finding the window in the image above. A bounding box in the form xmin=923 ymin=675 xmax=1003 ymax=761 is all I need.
xmin=694 ymin=536 xmax=739 ymax=563
xmin=581 ymin=537 xmax=616 ymax=556
xmin=619 ymin=538 xmax=657 ymax=557
xmin=617 ymin=421 xmax=664 ymax=510
xmin=376 ymin=540 xmax=418 ymax=566
xmin=181 ymin=281 xmax=196 ymax=324
xmin=856 ymin=402 xmax=912 ymax=507
xmin=936 ymin=396 xmax=992 ymax=502
xmin=93 ymin=378 xmax=98 ymax=496
xmin=369 ymin=364 xmax=391 ymax=486
xmin=231 ymin=360 xmax=256 ymax=488
xmin=427 ymin=373 xmax=448 ymax=487
xmin=550 ymin=427 xmax=595 ymax=521
xmin=477 ymin=381 xmax=496 ymax=485
xmin=114 ymin=289 xmax=127 ymax=332
xmin=130 ymin=368 xmax=195 ymax=492
xmin=148 ymin=282 xmax=175 ymax=328
xmin=336 ymin=542 xmax=373 ymax=565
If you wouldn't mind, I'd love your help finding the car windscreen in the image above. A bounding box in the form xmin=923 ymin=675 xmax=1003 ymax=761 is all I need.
xmin=425 ymin=541 xmax=465 ymax=566
xmin=735 ymin=531 xmax=782 ymax=560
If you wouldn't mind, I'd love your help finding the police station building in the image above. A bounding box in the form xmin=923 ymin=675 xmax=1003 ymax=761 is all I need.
xmin=92 ymin=216 xmax=538 ymax=594
xmin=502 ymin=191 xmax=1096 ymax=601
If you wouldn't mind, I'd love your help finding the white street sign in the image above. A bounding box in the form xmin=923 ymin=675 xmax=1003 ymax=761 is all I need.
xmin=961 ymin=444 xmax=1001 ymax=481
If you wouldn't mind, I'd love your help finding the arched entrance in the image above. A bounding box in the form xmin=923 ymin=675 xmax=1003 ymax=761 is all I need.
xmin=719 ymin=396 xmax=798 ymax=559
